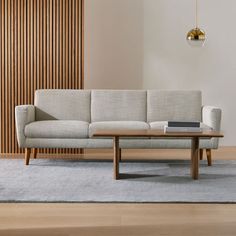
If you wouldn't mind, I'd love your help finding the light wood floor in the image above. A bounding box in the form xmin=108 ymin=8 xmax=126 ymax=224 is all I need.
xmin=1 ymin=147 xmax=236 ymax=236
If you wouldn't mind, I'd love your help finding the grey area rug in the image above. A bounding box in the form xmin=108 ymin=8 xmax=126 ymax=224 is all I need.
xmin=0 ymin=158 xmax=236 ymax=203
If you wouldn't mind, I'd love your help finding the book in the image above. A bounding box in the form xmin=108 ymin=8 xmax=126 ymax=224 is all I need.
xmin=164 ymin=126 xmax=203 ymax=133
xmin=168 ymin=121 xmax=200 ymax=128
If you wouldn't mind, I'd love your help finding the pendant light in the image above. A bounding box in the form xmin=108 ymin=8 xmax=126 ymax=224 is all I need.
xmin=186 ymin=0 xmax=206 ymax=47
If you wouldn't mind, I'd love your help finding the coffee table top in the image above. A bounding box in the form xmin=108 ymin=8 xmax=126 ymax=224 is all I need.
xmin=93 ymin=129 xmax=224 ymax=138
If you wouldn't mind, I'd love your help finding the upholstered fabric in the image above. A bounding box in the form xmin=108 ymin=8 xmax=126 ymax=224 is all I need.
xmin=202 ymin=106 xmax=222 ymax=148
xmin=202 ymin=106 xmax=221 ymax=131
xmin=91 ymin=90 xmax=147 ymax=122
xmin=149 ymin=121 xmax=212 ymax=130
xmin=25 ymin=121 xmax=89 ymax=139
xmin=147 ymin=90 xmax=202 ymax=122
xmin=149 ymin=139 xmax=216 ymax=149
xmin=15 ymin=105 xmax=35 ymax=147
xmin=24 ymin=138 xmax=216 ymax=149
xmin=35 ymin=90 xmax=91 ymax=121
xmin=15 ymin=90 xmax=222 ymax=150
xmin=89 ymin=121 xmax=150 ymax=138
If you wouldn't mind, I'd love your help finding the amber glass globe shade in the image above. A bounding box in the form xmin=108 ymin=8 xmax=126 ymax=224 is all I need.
xmin=186 ymin=28 xmax=206 ymax=47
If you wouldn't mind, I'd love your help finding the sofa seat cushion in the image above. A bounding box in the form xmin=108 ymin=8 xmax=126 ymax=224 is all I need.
xmin=25 ymin=121 xmax=89 ymax=139
xmin=149 ymin=121 xmax=213 ymax=130
xmin=89 ymin=121 xmax=150 ymax=138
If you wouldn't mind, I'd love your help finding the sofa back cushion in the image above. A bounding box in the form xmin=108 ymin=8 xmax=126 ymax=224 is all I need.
xmin=147 ymin=90 xmax=202 ymax=122
xmin=35 ymin=90 xmax=91 ymax=121
xmin=91 ymin=90 xmax=147 ymax=122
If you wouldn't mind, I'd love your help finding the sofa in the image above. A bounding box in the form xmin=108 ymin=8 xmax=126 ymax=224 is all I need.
xmin=15 ymin=90 xmax=222 ymax=165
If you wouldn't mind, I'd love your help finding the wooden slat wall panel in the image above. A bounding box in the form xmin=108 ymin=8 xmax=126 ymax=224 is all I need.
xmin=0 ymin=0 xmax=84 ymax=154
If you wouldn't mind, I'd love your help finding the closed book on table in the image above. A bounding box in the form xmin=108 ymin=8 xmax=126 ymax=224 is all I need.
xmin=168 ymin=121 xmax=200 ymax=128
xmin=164 ymin=126 xmax=203 ymax=133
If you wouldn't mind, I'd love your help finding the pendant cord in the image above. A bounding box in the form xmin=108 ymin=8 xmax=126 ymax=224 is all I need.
xmin=196 ymin=0 xmax=198 ymax=28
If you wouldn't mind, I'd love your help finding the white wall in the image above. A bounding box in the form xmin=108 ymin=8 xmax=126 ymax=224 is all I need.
xmin=85 ymin=0 xmax=236 ymax=146
xmin=143 ymin=0 xmax=236 ymax=146
xmin=85 ymin=0 xmax=143 ymax=89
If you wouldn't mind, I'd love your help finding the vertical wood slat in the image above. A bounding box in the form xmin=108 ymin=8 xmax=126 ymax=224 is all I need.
xmin=11 ymin=0 xmax=15 ymax=153
xmin=17 ymin=0 xmax=21 ymax=153
xmin=6 ymin=0 xmax=10 ymax=153
xmin=0 ymin=2 xmax=1 ymax=152
xmin=0 ymin=0 xmax=84 ymax=154
xmin=1 ymin=2 xmax=4 ymax=153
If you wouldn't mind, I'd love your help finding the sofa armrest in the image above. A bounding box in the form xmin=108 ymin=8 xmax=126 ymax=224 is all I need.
xmin=15 ymin=105 xmax=35 ymax=147
xmin=202 ymin=106 xmax=222 ymax=131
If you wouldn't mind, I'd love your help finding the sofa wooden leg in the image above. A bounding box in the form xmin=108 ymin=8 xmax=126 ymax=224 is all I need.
xmin=25 ymin=148 xmax=31 ymax=165
xmin=206 ymin=149 xmax=212 ymax=166
xmin=33 ymin=148 xmax=37 ymax=159
xmin=113 ymin=137 xmax=120 ymax=180
xmin=200 ymin=149 xmax=203 ymax=160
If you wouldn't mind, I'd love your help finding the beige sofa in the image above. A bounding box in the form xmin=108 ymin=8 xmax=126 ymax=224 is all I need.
xmin=15 ymin=90 xmax=222 ymax=165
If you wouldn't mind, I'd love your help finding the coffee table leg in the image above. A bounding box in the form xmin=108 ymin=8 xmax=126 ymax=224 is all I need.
xmin=191 ymin=137 xmax=199 ymax=180
xmin=113 ymin=136 xmax=120 ymax=180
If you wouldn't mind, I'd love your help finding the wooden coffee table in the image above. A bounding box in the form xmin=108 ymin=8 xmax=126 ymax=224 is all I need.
xmin=93 ymin=130 xmax=224 ymax=180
